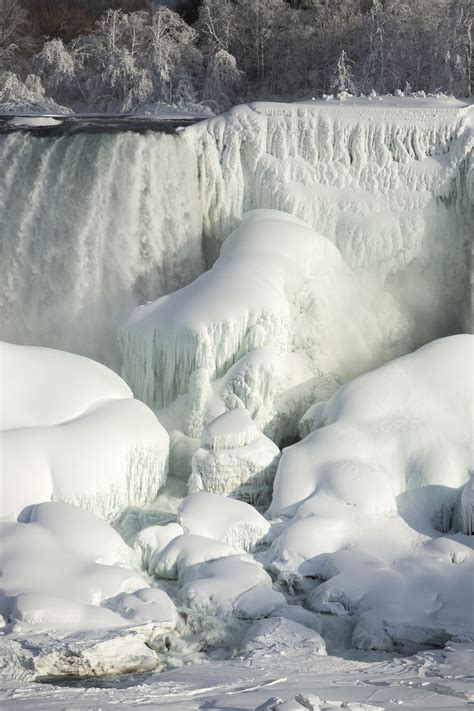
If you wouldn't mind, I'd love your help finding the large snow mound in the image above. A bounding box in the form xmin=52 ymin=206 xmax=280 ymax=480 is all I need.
xmin=122 ymin=209 xmax=412 ymax=457
xmin=0 ymin=502 xmax=148 ymax=631
xmin=0 ymin=342 xmax=169 ymax=520
xmin=268 ymin=335 xmax=474 ymax=650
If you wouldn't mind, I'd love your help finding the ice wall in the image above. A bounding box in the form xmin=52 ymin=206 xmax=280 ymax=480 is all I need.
xmin=1 ymin=99 xmax=471 ymax=368
xmin=187 ymin=99 xmax=473 ymax=340
xmin=0 ymin=130 xmax=204 ymax=367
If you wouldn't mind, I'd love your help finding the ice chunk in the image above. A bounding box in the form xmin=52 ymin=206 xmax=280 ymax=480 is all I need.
xmin=178 ymin=555 xmax=271 ymax=614
xmin=135 ymin=522 xmax=184 ymax=570
xmin=189 ymin=409 xmax=280 ymax=507
xmin=0 ymin=342 xmax=169 ymax=521
xmin=150 ymin=533 xmax=240 ymax=580
xmin=234 ymin=586 xmax=286 ymax=619
xmin=177 ymin=491 xmax=270 ymax=551
xmin=34 ymin=631 xmax=158 ymax=678
xmin=201 ymin=408 xmax=261 ymax=450
xmin=242 ymin=617 xmax=326 ymax=658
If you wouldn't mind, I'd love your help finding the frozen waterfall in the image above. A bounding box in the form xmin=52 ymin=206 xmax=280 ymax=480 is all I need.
xmin=0 ymin=130 xmax=204 ymax=366
xmin=0 ymin=98 xmax=472 ymax=367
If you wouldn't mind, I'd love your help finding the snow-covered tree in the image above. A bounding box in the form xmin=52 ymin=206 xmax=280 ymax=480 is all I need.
xmin=0 ymin=0 xmax=36 ymax=71
xmin=330 ymin=49 xmax=357 ymax=95
xmin=202 ymin=48 xmax=243 ymax=110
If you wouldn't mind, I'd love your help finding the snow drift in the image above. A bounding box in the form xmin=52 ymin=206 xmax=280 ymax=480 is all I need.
xmin=0 ymin=341 xmax=169 ymax=520
xmin=268 ymin=335 xmax=474 ymax=651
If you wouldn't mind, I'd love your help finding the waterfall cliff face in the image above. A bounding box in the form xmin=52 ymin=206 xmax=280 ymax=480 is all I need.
xmin=187 ymin=101 xmax=473 ymax=342
xmin=0 ymin=131 xmax=204 ymax=366
xmin=1 ymin=99 xmax=472 ymax=367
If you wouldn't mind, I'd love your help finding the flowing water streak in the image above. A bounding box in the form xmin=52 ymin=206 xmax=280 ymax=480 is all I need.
xmin=0 ymin=130 xmax=204 ymax=366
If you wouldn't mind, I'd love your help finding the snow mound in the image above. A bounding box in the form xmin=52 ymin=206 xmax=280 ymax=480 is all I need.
xmin=103 ymin=588 xmax=177 ymax=628
xmin=149 ymin=533 xmax=240 ymax=580
xmin=178 ymin=555 xmax=272 ymax=614
xmin=136 ymin=522 xmax=184 ymax=570
xmin=242 ymin=617 xmax=326 ymax=660
xmin=0 ymin=342 xmax=169 ymax=520
xmin=122 ymin=209 xmax=413 ymax=458
xmin=268 ymin=335 xmax=474 ymax=651
xmin=177 ymin=491 xmax=270 ymax=551
xmin=19 ymin=502 xmax=133 ymax=566
xmin=0 ymin=503 xmax=149 ymax=632
xmin=189 ymin=409 xmax=280 ymax=507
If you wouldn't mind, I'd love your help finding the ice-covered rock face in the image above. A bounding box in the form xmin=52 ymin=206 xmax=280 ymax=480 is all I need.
xmin=1 ymin=100 xmax=471 ymax=367
xmin=177 ymin=491 xmax=270 ymax=552
xmin=189 ymin=101 xmax=473 ymax=340
xmin=0 ymin=342 xmax=169 ymax=520
xmin=268 ymin=335 xmax=474 ymax=651
xmin=189 ymin=408 xmax=281 ymax=508
xmin=121 ymin=209 xmax=413 ymax=452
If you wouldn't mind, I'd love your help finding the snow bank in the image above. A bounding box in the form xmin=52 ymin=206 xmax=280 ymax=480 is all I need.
xmin=149 ymin=533 xmax=240 ymax=580
xmin=0 ymin=503 xmax=147 ymax=631
xmin=178 ymin=555 xmax=272 ymax=615
xmin=268 ymin=335 xmax=474 ymax=650
xmin=177 ymin=491 xmax=270 ymax=551
xmin=189 ymin=408 xmax=280 ymax=507
xmin=0 ymin=342 xmax=169 ymax=521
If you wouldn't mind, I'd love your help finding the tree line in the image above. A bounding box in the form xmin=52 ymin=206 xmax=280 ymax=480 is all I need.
xmin=0 ymin=0 xmax=472 ymax=113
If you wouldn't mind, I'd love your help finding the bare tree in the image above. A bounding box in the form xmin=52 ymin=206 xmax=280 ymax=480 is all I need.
xmin=0 ymin=0 xmax=36 ymax=70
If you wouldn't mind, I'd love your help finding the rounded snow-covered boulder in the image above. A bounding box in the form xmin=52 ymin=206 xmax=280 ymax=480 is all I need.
xmin=20 ymin=502 xmax=133 ymax=566
xmin=190 ymin=409 xmax=280 ymax=507
xmin=242 ymin=617 xmax=326 ymax=658
xmin=136 ymin=522 xmax=184 ymax=571
xmin=0 ymin=503 xmax=148 ymax=632
xmin=0 ymin=341 xmax=169 ymax=521
xmin=177 ymin=491 xmax=270 ymax=551
xmin=150 ymin=533 xmax=240 ymax=580
xmin=178 ymin=555 xmax=272 ymax=614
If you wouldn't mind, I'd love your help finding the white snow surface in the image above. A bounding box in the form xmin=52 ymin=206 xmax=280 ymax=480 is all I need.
xmin=0 ymin=341 xmax=169 ymax=520
xmin=268 ymin=335 xmax=474 ymax=651
xmin=189 ymin=408 xmax=280 ymax=507
xmin=0 ymin=98 xmax=473 ymax=706
xmin=177 ymin=491 xmax=270 ymax=551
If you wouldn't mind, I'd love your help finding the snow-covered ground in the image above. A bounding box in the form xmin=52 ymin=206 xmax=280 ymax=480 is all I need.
xmin=0 ymin=98 xmax=472 ymax=709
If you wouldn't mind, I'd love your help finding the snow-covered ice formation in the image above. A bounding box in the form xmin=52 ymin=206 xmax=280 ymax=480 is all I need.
xmin=122 ymin=209 xmax=413 ymax=465
xmin=177 ymin=491 xmax=270 ymax=551
xmin=189 ymin=408 xmax=280 ymax=507
xmin=189 ymin=100 xmax=472 ymax=340
xmin=2 ymin=99 xmax=471 ymax=366
xmin=267 ymin=335 xmax=474 ymax=651
xmin=0 ymin=502 xmax=169 ymax=631
xmin=0 ymin=130 xmax=204 ymax=366
xmin=0 ymin=342 xmax=169 ymax=520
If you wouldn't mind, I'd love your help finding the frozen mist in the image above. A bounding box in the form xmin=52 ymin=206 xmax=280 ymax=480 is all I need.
xmin=0 ymin=98 xmax=473 ymax=710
